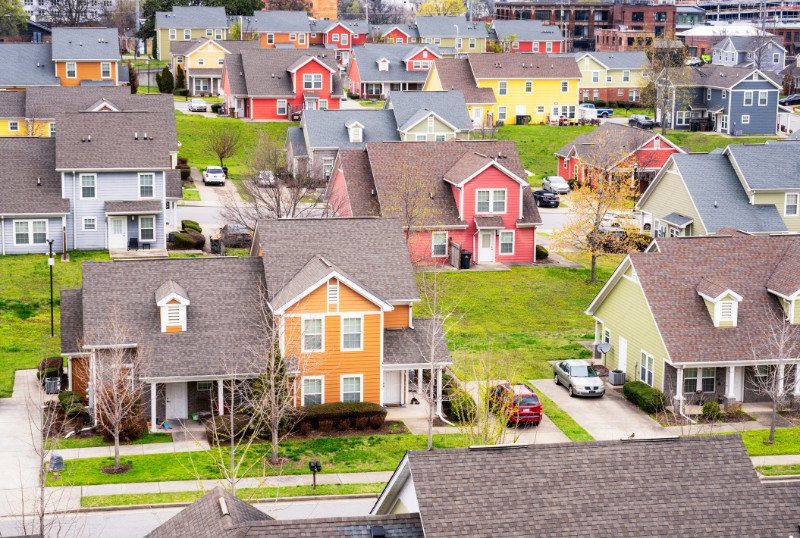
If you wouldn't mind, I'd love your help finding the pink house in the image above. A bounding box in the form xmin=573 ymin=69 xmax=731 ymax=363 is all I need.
xmin=327 ymin=141 xmax=542 ymax=265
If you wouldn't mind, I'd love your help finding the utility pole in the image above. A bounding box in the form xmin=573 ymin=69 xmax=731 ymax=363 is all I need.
xmin=46 ymin=239 xmax=55 ymax=338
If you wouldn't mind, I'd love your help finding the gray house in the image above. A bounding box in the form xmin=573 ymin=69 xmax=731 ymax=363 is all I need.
xmin=348 ymin=44 xmax=442 ymax=98
xmin=658 ymin=65 xmax=782 ymax=135
xmin=712 ymin=36 xmax=787 ymax=74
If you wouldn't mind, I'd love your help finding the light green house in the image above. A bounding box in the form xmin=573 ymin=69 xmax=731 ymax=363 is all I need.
xmin=154 ymin=6 xmax=230 ymax=62
xmin=636 ymin=144 xmax=794 ymax=237
xmin=414 ymin=16 xmax=490 ymax=54
xmin=384 ymin=90 xmax=473 ymax=141
xmin=586 ymin=233 xmax=800 ymax=406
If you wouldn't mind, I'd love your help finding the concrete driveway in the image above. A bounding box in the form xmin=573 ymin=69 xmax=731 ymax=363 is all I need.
xmin=533 ymin=378 xmax=671 ymax=441
xmin=174 ymin=99 xmax=219 ymax=118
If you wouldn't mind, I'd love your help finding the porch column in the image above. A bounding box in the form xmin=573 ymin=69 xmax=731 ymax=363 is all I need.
xmin=218 ymin=380 xmax=225 ymax=416
xmin=793 ymin=364 xmax=800 ymax=396
xmin=436 ymin=368 xmax=443 ymax=416
xmin=674 ymin=367 xmax=683 ymax=402
xmin=725 ymin=366 xmax=736 ymax=399
xmin=150 ymin=383 xmax=157 ymax=433
xmin=417 ymin=368 xmax=423 ymax=392
xmin=778 ymin=364 xmax=786 ymax=395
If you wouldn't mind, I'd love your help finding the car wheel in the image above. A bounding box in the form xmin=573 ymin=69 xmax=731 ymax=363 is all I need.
xmin=568 ymin=385 xmax=575 ymax=398
xmin=203 ymin=179 xmax=206 ymax=185
xmin=533 ymin=421 xmax=540 ymax=427
xmin=537 ymin=199 xmax=542 ymax=207
xmin=554 ymin=374 xmax=560 ymax=386
xmin=554 ymin=203 xmax=560 ymax=208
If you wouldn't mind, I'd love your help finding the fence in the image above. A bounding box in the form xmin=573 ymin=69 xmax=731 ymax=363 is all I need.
xmin=448 ymin=240 xmax=461 ymax=269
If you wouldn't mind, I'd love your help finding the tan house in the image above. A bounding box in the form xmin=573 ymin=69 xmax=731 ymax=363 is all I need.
xmin=155 ymin=6 xmax=229 ymax=61
xmin=170 ymin=39 xmax=259 ymax=96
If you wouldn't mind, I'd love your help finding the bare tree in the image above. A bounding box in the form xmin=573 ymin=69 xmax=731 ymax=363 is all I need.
xmin=42 ymin=0 xmax=101 ymax=26
xmin=205 ymin=127 xmax=242 ymax=169
xmin=642 ymin=38 xmax=690 ymax=135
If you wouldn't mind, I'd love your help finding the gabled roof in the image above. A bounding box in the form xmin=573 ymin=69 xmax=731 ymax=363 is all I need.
xmin=724 ymin=142 xmax=800 ymax=190
xmin=386 ymin=90 xmax=471 ymax=132
xmin=155 ymin=6 xmax=228 ymax=29
xmin=328 ymin=149 xmax=381 ymax=217
xmin=429 ymin=58 xmax=496 ymax=104
xmin=0 ymin=91 xmax=26 ymax=118
xmin=0 ymin=43 xmax=59 ymax=87
xmin=767 ymin=242 xmax=800 ymax=298
xmin=241 ymin=10 xmax=309 ymax=33
xmin=311 ymin=18 xmax=368 ymax=34
xmin=169 ymin=38 xmax=260 ymax=57
xmin=468 ymin=52 xmax=581 ymax=80
xmin=287 ymin=54 xmax=335 ymax=73
xmin=678 ymin=64 xmax=781 ymax=90
xmin=369 ymin=23 xmax=419 ymax=39
xmin=491 ymin=19 xmax=564 ymax=42
xmin=155 ymin=280 xmax=189 ymax=304
xmin=442 ymin=152 xmax=526 ymax=188
xmin=554 ymin=123 xmax=681 ymax=169
xmin=24 ymin=86 xmax=173 ymax=118
xmin=231 ymin=49 xmax=340 ymax=97
xmin=576 ymin=51 xmax=649 ymax=70
xmin=351 ymin=44 xmax=442 ymax=83
xmin=695 ymin=277 xmax=741 ymax=302
xmin=51 ymin=27 xmax=120 ymax=61
xmin=401 ymin=45 xmax=439 ymax=62
xmin=286 ymin=126 xmax=307 ymax=156
xmin=716 ymin=35 xmax=786 ymax=53
xmin=414 ymin=15 xmax=488 ymax=39
xmin=254 ymin=218 xmax=420 ymax=305
xmin=301 ymin=109 xmax=400 ymax=149
xmin=0 ymin=138 xmax=68 ymax=216
xmin=384 ymin=318 xmax=451 ymax=367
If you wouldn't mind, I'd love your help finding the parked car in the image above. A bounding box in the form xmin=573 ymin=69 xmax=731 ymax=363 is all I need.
xmin=256 ymin=170 xmax=276 ymax=187
xmin=489 ymin=383 xmax=543 ymax=425
xmin=542 ymin=176 xmax=570 ymax=194
xmin=553 ymin=359 xmax=605 ymax=398
xmin=779 ymin=94 xmax=800 ymax=106
xmin=685 ymin=57 xmax=702 ymax=67
xmin=533 ymin=190 xmax=560 ymax=208
xmin=592 ymin=228 xmax=651 ymax=254
xmin=203 ymin=166 xmax=226 ymax=186
xmin=290 ymin=110 xmax=303 ymax=121
xmin=220 ymin=224 xmax=252 ymax=248
xmin=188 ymin=99 xmax=208 ymax=112
xmin=628 ymin=115 xmax=659 ymax=129
xmin=602 ymin=210 xmax=639 ymax=229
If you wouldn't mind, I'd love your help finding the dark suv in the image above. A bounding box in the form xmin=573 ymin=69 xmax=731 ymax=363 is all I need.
xmin=489 ymin=383 xmax=543 ymax=426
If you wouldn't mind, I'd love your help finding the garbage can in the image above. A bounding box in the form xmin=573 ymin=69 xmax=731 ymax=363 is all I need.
xmin=210 ymin=234 xmax=223 ymax=255
xmin=609 ymin=370 xmax=626 ymax=386
xmin=460 ymin=250 xmax=472 ymax=270
xmin=44 ymin=377 xmax=60 ymax=395
xmin=516 ymin=115 xmax=530 ymax=125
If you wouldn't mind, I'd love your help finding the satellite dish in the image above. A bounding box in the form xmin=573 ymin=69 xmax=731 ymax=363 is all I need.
xmin=596 ymin=342 xmax=612 ymax=354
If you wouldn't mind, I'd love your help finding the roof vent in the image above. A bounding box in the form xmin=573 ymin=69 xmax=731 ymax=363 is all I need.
xmin=370 ymin=526 xmax=386 ymax=538
xmin=37 ymin=177 xmax=41 ymax=186
xmin=134 ymin=132 xmax=138 ymax=140
xmin=371 ymin=188 xmax=375 ymax=195
xmin=218 ymin=497 xmax=230 ymax=517
xmin=429 ymin=191 xmax=434 ymax=199
xmin=87 ymin=135 xmax=91 ymax=142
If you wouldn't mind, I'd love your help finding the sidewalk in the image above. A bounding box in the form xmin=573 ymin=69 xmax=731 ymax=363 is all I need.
xmin=752 ymin=454 xmax=800 ymax=467
xmin=57 ymin=438 xmax=209 ymax=460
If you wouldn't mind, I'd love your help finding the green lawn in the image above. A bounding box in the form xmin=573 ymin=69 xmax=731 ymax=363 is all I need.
xmin=225 ymin=248 xmax=250 ymax=257
xmin=124 ymin=58 xmax=169 ymax=71
xmin=182 ymin=182 xmax=200 ymax=201
xmin=136 ymin=85 xmax=160 ymax=95
xmin=610 ymin=107 xmax=655 ymax=117
xmin=357 ymin=99 xmax=385 ymax=108
xmin=757 ymin=464 xmax=800 ymax=476
xmin=530 ymin=383 xmax=594 ymax=441
xmin=175 ymin=113 xmax=295 ymax=183
xmin=81 ymin=483 xmax=384 ymax=508
xmin=664 ymin=131 xmax=778 ymax=153
xmin=53 ymin=433 xmax=173 ymax=450
xmin=48 ymin=433 xmax=471 ymax=486
xmin=0 ymin=251 xmax=109 ymax=398
xmin=739 ymin=428 xmax=800 ymax=457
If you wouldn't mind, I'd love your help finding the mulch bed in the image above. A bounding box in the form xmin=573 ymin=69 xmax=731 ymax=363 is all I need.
xmin=101 ymin=464 xmax=132 ymax=475
xmin=285 ymin=420 xmax=410 ymax=441
xmin=652 ymin=410 xmax=755 ymax=427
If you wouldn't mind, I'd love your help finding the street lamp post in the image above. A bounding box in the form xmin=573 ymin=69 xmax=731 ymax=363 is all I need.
xmin=46 ymin=239 xmax=54 ymax=337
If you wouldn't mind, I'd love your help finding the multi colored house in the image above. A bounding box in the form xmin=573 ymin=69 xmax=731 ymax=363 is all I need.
xmin=490 ymin=20 xmax=565 ymax=53
xmin=326 ymin=141 xmax=542 ymax=265
xmin=308 ymin=19 xmax=369 ymax=66
xmin=223 ymin=49 xmax=342 ymax=120
xmin=572 ymin=51 xmax=648 ymax=103
xmin=243 ymin=11 xmax=310 ymax=49
xmin=554 ymin=123 xmax=682 ymax=192
xmin=348 ymin=44 xmax=441 ymax=98
xmin=415 ymin=16 xmax=490 ymax=54
xmin=423 ymin=58 xmax=497 ymax=128
xmin=154 ymin=6 xmax=229 ymax=61
xmin=170 ymin=39 xmax=260 ymax=96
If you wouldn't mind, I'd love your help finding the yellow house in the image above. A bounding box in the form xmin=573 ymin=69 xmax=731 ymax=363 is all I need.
xmin=171 ymin=39 xmax=260 ymax=96
xmin=415 ymin=16 xmax=490 ymax=54
xmin=155 ymin=6 xmax=230 ymax=62
xmin=423 ymin=58 xmax=497 ymax=129
xmin=574 ymin=51 xmax=649 ymax=103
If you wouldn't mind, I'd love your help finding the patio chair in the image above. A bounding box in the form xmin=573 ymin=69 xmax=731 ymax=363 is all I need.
xmin=127 ymin=238 xmax=139 ymax=251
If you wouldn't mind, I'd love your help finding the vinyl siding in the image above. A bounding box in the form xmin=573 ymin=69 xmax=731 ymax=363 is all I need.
xmin=729 ymin=86 xmax=778 ymax=135
xmin=385 ymin=305 xmax=410 ymax=328
xmin=422 ymin=36 xmax=487 ymax=53
xmin=753 ymin=191 xmax=800 ymax=232
xmin=186 ymin=42 xmax=226 ymax=68
xmin=477 ymin=77 xmax=579 ymax=124
xmin=1 ymin=216 xmax=65 ymax=254
xmin=260 ymin=32 xmax=310 ymax=49
xmin=157 ymin=28 xmax=226 ymax=61
xmin=55 ymin=61 xmax=118 ymax=86
xmin=401 ymin=115 xmax=459 ymax=141
xmin=639 ymin=165 xmax=707 ymax=236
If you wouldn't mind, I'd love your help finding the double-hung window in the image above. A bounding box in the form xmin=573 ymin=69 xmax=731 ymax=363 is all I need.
xmin=183 ymin=29 xmax=190 ymax=40
xmin=476 ymin=189 xmax=506 ymax=213
xmin=139 ymin=173 xmax=154 ymax=198
xmin=82 ymin=217 xmax=96 ymax=231
xmin=303 ymin=317 xmax=323 ymax=352
xmin=299 ymin=33 xmax=306 ymax=45
xmin=302 ymin=377 xmax=323 ymax=405
xmin=139 ymin=216 xmax=155 ymax=242
xmin=14 ymin=220 xmax=47 ymax=245
xmin=743 ymin=91 xmax=753 ymax=106
xmin=289 ymin=33 xmax=296 ymax=41
xmin=683 ymin=367 xmax=715 ymax=393
xmin=497 ymin=106 xmax=507 ymax=121
xmin=49 ymin=123 xmax=56 ymax=137
xmin=169 ymin=29 xmax=176 ymax=40
xmin=341 ymin=375 xmax=362 ymax=402
xmin=785 ymin=193 xmax=799 ymax=217
xmin=80 ymin=174 xmax=96 ymax=199
xmin=101 ymin=62 xmax=111 ymax=79
xmin=8 ymin=121 xmax=18 ymax=132
xmin=622 ymin=70 xmax=630 ymax=82
xmin=267 ymin=33 xmax=274 ymax=44
xmin=640 ymin=351 xmax=654 ymax=386
xmin=499 ymin=230 xmax=514 ymax=254
xmin=758 ymin=90 xmax=768 ymax=106
xmin=545 ymin=41 xmax=552 ymax=53
xmin=323 ymin=158 xmax=334 ymax=178
xmin=561 ymin=81 xmax=569 ymax=92
xmin=432 ymin=231 xmax=448 ymax=257
xmin=66 ymin=62 xmax=77 ymax=78
xmin=524 ymin=80 xmax=532 ymax=93
xmin=469 ymin=37 xmax=475 ymax=49
xmin=277 ymin=99 xmax=287 ymax=115
xmin=341 ymin=316 xmax=362 ymax=351
xmin=498 ymin=81 xmax=507 ymax=96
xmin=303 ymin=74 xmax=323 ymax=89
xmin=592 ymin=71 xmax=599 ymax=83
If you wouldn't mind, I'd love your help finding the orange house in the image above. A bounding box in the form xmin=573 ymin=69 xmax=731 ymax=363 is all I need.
xmin=51 ymin=27 xmax=122 ymax=86
xmin=252 ymin=217 xmax=451 ymax=408
xmin=242 ymin=11 xmax=310 ymax=49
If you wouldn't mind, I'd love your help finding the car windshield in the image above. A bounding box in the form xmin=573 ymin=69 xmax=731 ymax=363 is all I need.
xmin=513 ymin=395 xmax=539 ymax=406
xmin=191 ymin=100 xmax=204 ymax=104
xmin=570 ymin=365 xmax=598 ymax=378
xmin=207 ymin=167 xmax=222 ymax=173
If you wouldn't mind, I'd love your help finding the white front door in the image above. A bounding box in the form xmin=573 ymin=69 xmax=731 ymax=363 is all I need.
xmin=108 ymin=217 xmax=127 ymax=249
xmin=384 ymin=370 xmax=402 ymax=405
xmin=734 ymin=366 xmax=745 ymax=402
xmin=165 ymin=382 xmax=188 ymax=419
xmin=477 ymin=231 xmax=494 ymax=263
xmin=472 ymin=107 xmax=483 ymax=128
xmin=618 ymin=336 xmax=628 ymax=373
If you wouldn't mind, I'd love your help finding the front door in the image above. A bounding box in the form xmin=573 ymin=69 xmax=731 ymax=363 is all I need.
xmin=108 ymin=217 xmax=127 ymax=249
xmin=384 ymin=370 xmax=402 ymax=405
xmin=165 ymin=382 xmax=188 ymax=419
xmin=477 ymin=231 xmax=494 ymax=263
xmin=618 ymin=336 xmax=628 ymax=373
xmin=734 ymin=366 xmax=745 ymax=401
xmin=472 ymin=107 xmax=483 ymax=128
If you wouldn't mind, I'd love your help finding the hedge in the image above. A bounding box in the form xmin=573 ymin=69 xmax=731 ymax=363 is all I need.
xmin=300 ymin=402 xmax=387 ymax=430
xmin=58 ymin=391 xmax=83 ymax=407
xmin=535 ymin=244 xmax=549 ymax=260
xmin=179 ymin=168 xmax=191 ymax=181
xmin=172 ymin=231 xmax=205 ymax=250
xmin=622 ymin=381 xmax=665 ymax=413
xmin=446 ymin=388 xmax=477 ymax=423
xmin=181 ymin=220 xmax=202 ymax=233
xmin=64 ymin=403 xmax=90 ymax=422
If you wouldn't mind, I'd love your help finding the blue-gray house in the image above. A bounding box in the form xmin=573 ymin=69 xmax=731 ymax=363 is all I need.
xmin=659 ymin=65 xmax=782 ymax=135
xmin=711 ymin=36 xmax=786 ymax=74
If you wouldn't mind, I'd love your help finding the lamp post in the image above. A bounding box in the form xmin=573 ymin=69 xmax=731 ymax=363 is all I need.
xmin=46 ymin=239 xmax=54 ymax=337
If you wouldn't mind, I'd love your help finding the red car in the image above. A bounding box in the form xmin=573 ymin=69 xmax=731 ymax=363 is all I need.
xmin=490 ymin=383 xmax=543 ymax=426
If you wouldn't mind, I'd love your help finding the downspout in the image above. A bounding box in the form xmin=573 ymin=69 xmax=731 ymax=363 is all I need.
xmin=72 ymin=171 xmax=77 ymax=250
xmin=1 ymin=215 xmax=4 ymax=255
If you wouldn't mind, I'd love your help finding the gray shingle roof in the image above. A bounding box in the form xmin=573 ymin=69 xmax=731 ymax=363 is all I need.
xmin=301 ymin=109 xmax=400 ymax=149
xmin=582 ymin=51 xmax=648 ymax=70
xmin=725 ymin=142 xmax=800 ymax=190
xmin=0 ymin=44 xmax=60 ymax=87
xmin=369 ymin=23 xmax=419 ymax=39
xmin=386 ymin=90 xmax=471 ymax=132
xmin=554 ymin=123 xmax=665 ymax=168
xmin=242 ymin=10 xmax=310 ymax=33
xmin=671 ymin=153 xmax=787 ymax=233
xmin=491 ymin=20 xmax=564 ymax=42
xmin=165 ymin=169 xmax=182 ymax=199
xmin=236 ymin=513 xmax=424 ymax=537
xmin=350 ymin=44 xmax=441 ymax=83
xmin=105 ymin=200 xmax=163 ymax=214
xmin=661 ymin=211 xmax=693 ymax=228
xmin=310 ymin=18 xmax=369 ymax=34
xmin=286 ymin=126 xmax=307 ymax=156
xmin=414 ymin=16 xmax=488 ymax=39
xmin=400 ymin=436 xmax=800 ymax=537
xmin=720 ymin=35 xmax=785 ymax=52
xmin=224 ymin=52 xmax=247 ymax=95
xmin=51 ymin=27 xmax=120 ymax=60
xmin=327 ymin=149 xmax=381 ymax=217
xmin=681 ymin=64 xmax=780 ymax=89
xmin=78 ymin=258 xmax=268 ymax=379
xmin=469 ymin=52 xmax=581 ymax=79
xmin=55 ymin=111 xmax=178 ymax=170
xmin=255 ymin=218 xmax=421 ymax=304
xmin=383 ymin=318 xmax=451 ymax=366
xmin=232 ymin=49 xmax=339 ymax=97
xmin=0 ymin=138 xmax=68 ymax=215
xmin=170 ymin=39 xmax=260 ymax=57
xmin=59 ymin=289 xmax=83 ymax=354
xmin=24 ymin=86 xmax=173 ymax=119
xmin=155 ymin=6 xmax=228 ymax=29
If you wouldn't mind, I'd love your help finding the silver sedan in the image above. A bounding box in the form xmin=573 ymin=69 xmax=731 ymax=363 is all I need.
xmin=554 ymin=359 xmax=605 ymax=397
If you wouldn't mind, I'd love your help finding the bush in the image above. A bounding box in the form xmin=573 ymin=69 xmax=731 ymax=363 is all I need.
xmin=58 ymin=391 xmax=83 ymax=407
xmin=354 ymin=416 xmax=369 ymax=430
xmin=205 ymin=414 xmax=251 ymax=444
xmin=319 ymin=419 xmax=334 ymax=432
xmin=180 ymin=168 xmax=191 ymax=181
xmin=622 ymin=381 xmax=665 ymax=413
xmin=172 ymin=231 xmax=205 ymax=250
xmin=300 ymin=402 xmax=387 ymax=430
xmin=593 ymin=100 xmax=606 ymax=107
xmin=181 ymin=220 xmax=202 ymax=233
xmin=536 ymin=244 xmax=549 ymax=260
xmin=368 ymin=414 xmax=385 ymax=429
xmin=299 ymin=421 xmax=312 ymax=435
xmin=211 ymin=103 xmax=221 ymax=113
xmin=177 ymin=157 xmax=188 ymax=167
xmin=38 ymin=357 xmax=63 ymax=382
xmin=64 ymin=403 xmax=90 ymax=423
xmin=447 ymin=388 xmax=477 ymax=423
xmin=703 ymin=401 xmax=722 ymax=421
xmin=174 ymin=88 xmax=189 ymax=97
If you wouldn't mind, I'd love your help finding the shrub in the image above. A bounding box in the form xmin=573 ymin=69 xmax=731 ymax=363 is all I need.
xmin=536 ymin=244 xmax=549 ymax=260
xmin=211 ymin=103 xmax=221 ymax=113
xmin=64 ymin=403 xmax=90 ymax=423
xmin=300 ymin=402 xmax=387 ymax=430
xmin=593 ymin=100 xmax=606 ymax=107
xmin=318 ymin=419 xmax=334 ymax=432
xmin=447 ymin=388 xmax=477 ymax=423
xmin=205 ymin=414 xmax=251 ymax=444
xmin=354 ymin=416 xmax=368 ymax=430
xmin=337 ymin=419 xmax=349 ymax=431
xmin=58 ymin=391 xmax=83 ymax=408
xmin=181 ymin=220 xmax=202 ymax=233
xmin=174 ymin=88 xmax=189 ymax=97
xmin=299 ymin=421 xmax=312 ymax=435
xmin=177 ymin=157 xmax=188 ymax=167
xmin=622 ymin=381 xmax=665 ymax=413
xmin=172 ymin=231 xmax=205 ymax=250
xmin=180 ymin=168 xmax=191 ymax=181
xmin=702 ymin=401 xmax=722 ymax=421
xmin=37 ymin=357 xmax=63 ymax=382
xmin=369 ymin=414 xmax=385 ymax=429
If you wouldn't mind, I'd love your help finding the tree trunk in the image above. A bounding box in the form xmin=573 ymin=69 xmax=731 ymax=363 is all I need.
xmin=271 ymin=423 xmax=279 ymax=463
xmin=769 ymin=397 xmax=777 ymax=444
xmin=114 ymin=431 xmax=120 ymax=468
xmin=427 ymin=372 xmax=435 ymax=450
xmin=590 ymin=253 xmax=598 ymax=284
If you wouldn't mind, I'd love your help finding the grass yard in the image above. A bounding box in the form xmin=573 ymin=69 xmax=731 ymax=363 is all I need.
xmin=175 ymin=113 xmax=295 ymax=183
xmin=225 ymin=248 xmax=250 ymax=257
xmin=80 ymin=483 xmax=384 ymax=508
xmin=52 ymin=433 xmax=172 ymax=450
xmin=357 ymin=99 xmax=385 ymax=108
xmin=738 ymin=428 xmax=800 ymax=457
xmin=123 ymin=58 xmax=169 ymax=71
xmin=0 ymin=251 xmax=108 ymax=398
xmin=610 ymin=107 xmax=655 ymax=117
xmin=757 ymin=464 xmax=800 ymax=476
xmin=182 ymin=182 xmax=200 ymax=201
xmin=664 ymin=131 xmax=778 ymax=153
xmin=48 ymin=433 xmax=471 ymax=486
xmin=530 ymin=384 xmax=593 ymax=441
xmin=136 ymin=85 xmax=160 ymax=95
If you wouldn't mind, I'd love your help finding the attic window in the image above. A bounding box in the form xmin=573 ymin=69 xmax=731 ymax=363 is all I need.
xmin=328 ymin=280 xmax=339 ymax=305
xmin=348 ymin=126 xmax=362 ymax=143
xmin=697 ymin=281 xmax=741 ymax=328
xmin=718 ymin=301 xmax=735 ymax=323
xmin=156 ymin=281 xmax=190 ymax=333
xmin=378 ymin=59 xmax=389 ymax=72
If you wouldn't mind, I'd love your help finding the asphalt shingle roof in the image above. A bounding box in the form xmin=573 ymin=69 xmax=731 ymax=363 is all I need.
xmin=369 ymin=23 xmax=419 ymax=39
xmin=328 ymin=149 xmax=381 ymax=217
xmin=0 ymin=44 xmax=59 ymax=87
xmin=301 ymin=109 xmax=399 ymax=149
xmin=155 ymin=6 xmax=228 ymax=29
xmin=170 ymin=39 xmax=260 ymax=56
xmin=403 ymin=436 xmax=800 ymax=537
xmin=767 ymin=241 xmax=800 ymax=296
xmin=468 ymin=52 xmax=581 ymax=79
xmin=23 ymin=86 xmax=173 ymax=118
xmin=725 ymin=142 xmax=800 ymax=190
xmin=242 ymin=10 xmax=310 ymax=33
xmin=582 ymin=51 xmax=648 ymax=70
xmin=59 ymin=289 xmax=83 ymax=354
xmin=661 ymin=211 xmax=694 ymax=228
xmin=383 ymin=319 xmax=451 ymax=366
xmin=51 ymin=27 xmax=120 ymax=61
xmin=554 ymin=123 xmax=664 ymax=168
xmin=0 ymin=91 xmax=26 ymax=118
xmin=681 ymin=64 xmax=779 ymax=89
xmin=491 ymin=20 xmax=564 ymax=42
xmin=232 ymin=49 xmax=339 ymax=97
xmin=670 ymin=153 xmax=787 ymax=233
xmin=386 ymin=90 xmax=471 ymax=132
xmin=350 ymin=44 xmax=441 ymax=83
xmin=105 ymin=200 xmax=163 ymax=214
xmin=430 ymin=58 xmax=495 ymax=104
xmin=286 ymin=126 xmax=307 ymax=157
xmin=414 ymin=16 xmax=488 ymax=39
xmin=0 ymin=138 xmax=68 ymax=215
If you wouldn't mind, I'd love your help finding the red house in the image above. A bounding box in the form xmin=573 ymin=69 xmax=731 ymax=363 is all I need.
xmin=223 ymin=49 xmax=341 ymax=120
xmin=373 ymin=24 xmax=420 ymax=44
xmin=491 ymin=20 xmax=564 ymax=53
xmin=327 ymin=141 xmax=542 ymax=265
xmin=554 ymin=123 xmax=682 ymax=192
xmin=308 ymin=19 xmax=369 ymax=66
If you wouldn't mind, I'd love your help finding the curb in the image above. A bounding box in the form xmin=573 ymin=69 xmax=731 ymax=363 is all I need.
xmin=758 ymin=474 xmax=800 ymax=482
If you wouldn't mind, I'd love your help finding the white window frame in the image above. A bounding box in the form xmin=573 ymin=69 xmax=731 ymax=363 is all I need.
xmin=537 ymin=105 xmax=545 ymax=113
xmin=197 ymin=381 xmax=213 ymax=391
xmin=80 ymin=174 xmax=96 ymax=199
xmin=139 ymin=173 xmax=155 ymax=198
xmin=299 ymin=33 xmax=306 ymax=45
xmin=640 ymin=351 xmax=654 ymax=387
xmin=176 ymin=56 xmax=184 ymax=64
xmin=303 ymin=73 xmax=323 ymax=90
xmin=499 ymin=230 xmax=514 ymax=255
xmin=545 ymin=41 xmax=552 ymax=52
xmin=183 ymin=29 xmax=190 ymax=40
xmin=49 ymin=123 xmax=55 ymax=137
xmin=218 ymin=58 xmax=224 ymax=66
xmin=706 ymin=88 xmax=712 ymax=100
xmin=169 ymin=29 xmax=176 ymax=40
xmin=592 ymin=71 xmax=599 ymax=83
xmin=8 ymin=121 xmax=18 ymax=132
xmin=475 ymin=189 xmax=507 ymax=214
xmin=741 ymin=114 xmax=750 ymax=124
xmin=561 ymin=80 xmax=569 ymax=92
xmin=743 ymin=90 xmax=753 ymax=106
xmin=277 ymin=100 xmax=288 ymax=116
xmin=82 ymin=217 xmax=96 ymax=231
xmin=302 ymin=376 xmax=325 ymax=406
xmin=602 ymin=327 xmax=611 ymax=344
xmin=319 ymin=99 xmax=328 ymax=110
xmin=332 ymin=32 xmax=340 ymax=42
xmin=194 ymin=78 xmax=209 ymax=93
xmin=206 ymin=29 xmax=212 ymax=37
xmin=302 ymin=316 xmax=324 ymax=353
xmin=512 ymin=41 xmax=519 ymax=49
xmin=618 ymin=88 xmax=624 ymax=97
xmin=66 ymin=62 xmax=77 ymax=79
xmin=267 ymin=33 xmax=274 ymax=44
xmin=432 ymin=231 xmax=448 ymax=257
xmin=340 ymin=374 xmax=363 ymax=403
xmin=216 ymin=30 xmax=222 ymax=40
xmin=341 ymin=33 xmax=348 ymax=45
xmin=622 ymin=70 xmax=630 ymax=82
xmin=675 ymin=110 xmax=688 ymax=126
xmin=197 ymin=58 xmax=205 ymax=66
xmin=100 ymin=62 xmax=111 ymax=79
xmin=139 ymin=215 xmax=155 ymax=242
xmin=773 ymin=52 xmax=780 ymax=64
xmin=498 ymin=106 xmax=507 ymax=121
xmin=415 ymin=134 xmax=427 ymax=141
xmin=683 ymin=367 xmax=716 ymax=393
xmin=785 ymin=192 xmax=799 ymax=217
xmin=289 ymin=33 xmax=297 ymax=41
xmin=341 ymin=315 xmax=363 ymax=352
xmin=13 ymin=219 xmax=47 ymax=245
xmin=323 ymin=158 xmax=335 ymax=177
xmin=469 ymin=37 xmax=476 ymax=49
xmin=721 ymin=89 xmax=727 ymax=99
xmin=758 ymin=90 xmax=768 ymax=106
xmin=721 ymin=114 xmax=729 ymax=131
xmin=498 ymin=81 xmax=507 ymax=96
xmin=524 ymin=80 xmax=532 ymax=93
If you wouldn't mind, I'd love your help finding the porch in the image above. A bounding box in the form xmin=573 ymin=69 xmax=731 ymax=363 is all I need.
xmin=666 ymin=363 xmax=800 ymax=406
xmin=186 ymin=68 xmax=222 ymax=97
xmin=145 ymin=379 xmax=228 ymax=433
xmin=105 ymin=201 xmax=165 ymax=252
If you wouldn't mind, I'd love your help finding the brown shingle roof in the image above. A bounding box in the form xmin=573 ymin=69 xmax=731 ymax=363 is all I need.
xmin=442 ymin=152 xmax=493 ymax=184
xmin=0 ymin=90 xmax=25 ymax=118
xmin=236 ymin=513 xmax=424 ymax=537
xmin=224 ymin=53 xmax=248 ymax=96
xmin=767 ymin=242 xmax=800 ymax=297
xmin=431 ymin=58 xmax=496 ymax=104
xmin=335 ymin=150 xmax=380 ymax=217
xmin=25 ymin=87 xmax=173 ymax=119
xmin=59 ymin=289 xmax=83 ymax=354
xmin=468 ymin=52 xmax=581 ymax=80
xmin=554 ymin=123 xmax=666 ymax=169
xmin=0 ymin=138 xmax=68 ymax=215
xmin=383 ymin=318 xmax=451 ymax=366
xmin=695 ymin=277 xmax=734 ymax=299
xmin=105 ymin=200 xmax=163 ymax=214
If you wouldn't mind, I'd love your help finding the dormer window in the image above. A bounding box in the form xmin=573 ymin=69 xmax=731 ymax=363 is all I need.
xmin=378 ymin=58 xmax=389 ymax=72
xmin=697 ymin=280 xmax=741 ymax=328
xmin=346 ymin=120 xmax=364 ymax=143
xmin=156 ymin=280 xmax=190 ymax=333
xmin=717 ymin=300 xmax=736 ymax=324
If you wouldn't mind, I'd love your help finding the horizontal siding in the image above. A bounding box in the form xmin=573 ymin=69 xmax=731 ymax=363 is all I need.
xmin=1 ymin=216 xmax=65 ymax=254
xmin=754 ymin=192 xmax=800 ymax=232
xmin=385 ymin=305 xmax=410 ymax=329
xmin=639 ymin=166 xmax=707 ymax=236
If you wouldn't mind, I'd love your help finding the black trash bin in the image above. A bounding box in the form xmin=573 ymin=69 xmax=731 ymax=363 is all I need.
xmin=222 ymin=166 xmax=229 ymax=176
xmin=210 ymin=236 xmax=223 ymax=255
xmin=460 ymin=250 xmax=472 ymax=270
